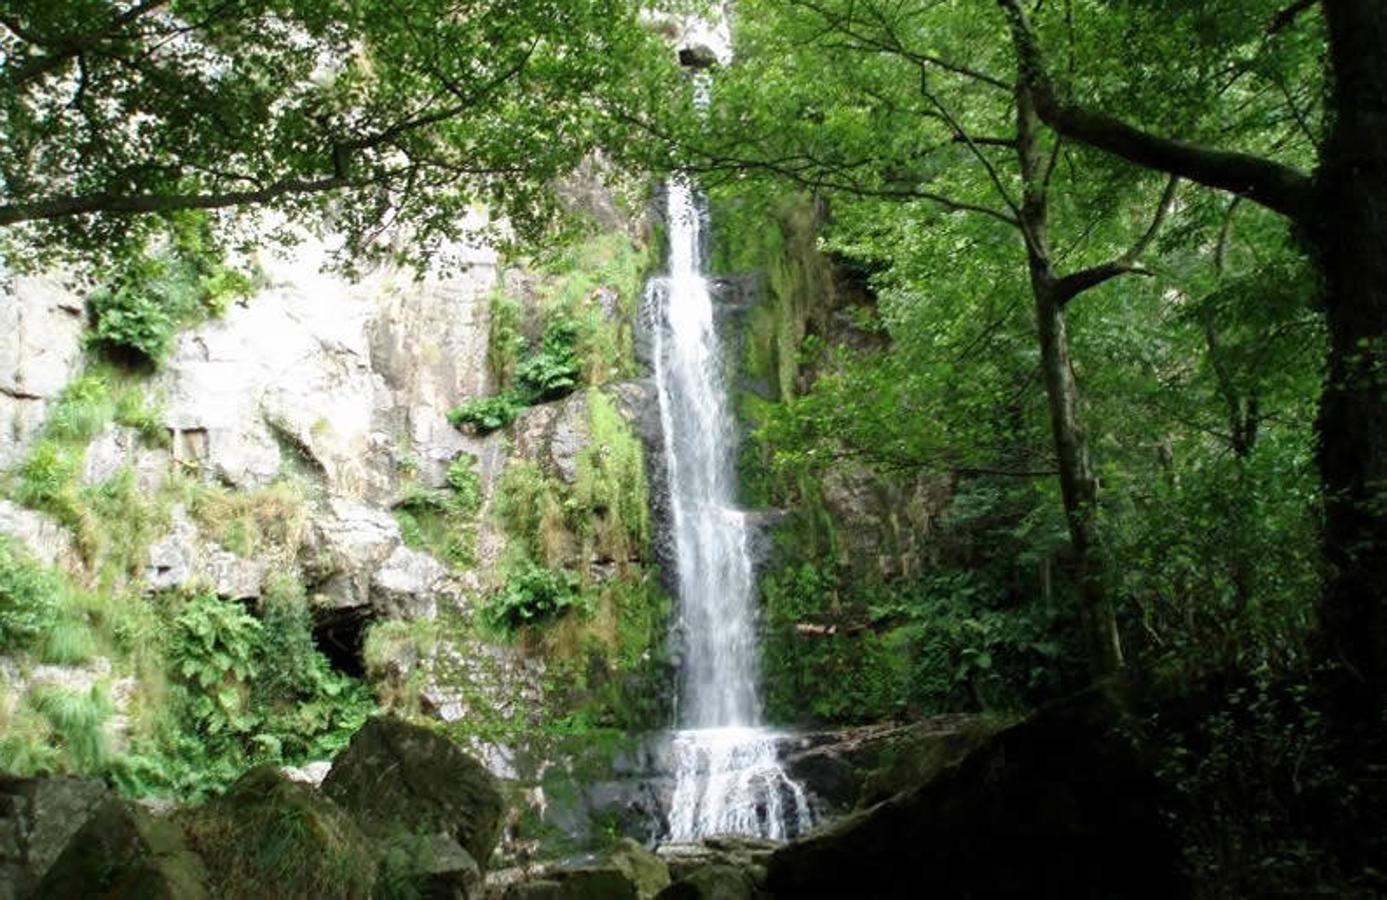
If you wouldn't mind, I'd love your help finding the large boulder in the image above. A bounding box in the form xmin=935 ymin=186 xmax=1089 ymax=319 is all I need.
xmin=0 ymin=777 xmax=111 ymax=899
xmin=35 ymin=799 xmax=208 ymax=899
xmin=323 ymin=716 xmax=505 ymax=870
xmin=765 ymin=686 xmax=1182 ymax=898
xmin=181 ymin=766 xmax=374 ymax=900
xmin=655 ymin=865 xmax=755 ymax=900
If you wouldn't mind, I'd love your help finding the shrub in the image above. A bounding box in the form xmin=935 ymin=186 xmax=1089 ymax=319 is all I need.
xmin=446 ymin=454 xmax=483 ymax=515
xmin=515 ymin=318 xmax=581 ymax=402
xmin=483 ymin=563 xmax=583 ymax=632
xmin=448 ymin=393 xmax=522 ymax=434
xmin=0 ymin=538 xmax=61 ymax=652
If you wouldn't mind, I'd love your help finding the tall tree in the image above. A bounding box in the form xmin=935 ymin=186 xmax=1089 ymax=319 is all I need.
xmin=997 ymin=0 xmax=1387 ymax=716
xmin=0 ymin=0 xmax=661 ymax=270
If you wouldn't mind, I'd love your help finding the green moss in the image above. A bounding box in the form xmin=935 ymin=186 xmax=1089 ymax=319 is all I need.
xmin=574 ymin=390 xmax=649 ymax=567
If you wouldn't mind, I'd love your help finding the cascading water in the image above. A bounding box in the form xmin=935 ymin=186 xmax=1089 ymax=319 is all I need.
xmin=649 ymin=178 xmax=813 ymax=842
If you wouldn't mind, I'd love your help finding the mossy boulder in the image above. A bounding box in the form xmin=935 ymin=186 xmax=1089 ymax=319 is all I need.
xmin=606 ymin=838 xmax=671 ymax=899
xmin=180 ymin=766 xmax=375 ymax=900
xmin=322 ymin=716 xmax=504 ymax=870
xmin=765 ymin=685 xmax=1182 ymax=898
xmin=36 ymin=798 xmax=209 ymax=899
xmin=655 ymin=865 xmax=756 ymax=900
xmin=0 ymin=776 xmax=112 ymax=896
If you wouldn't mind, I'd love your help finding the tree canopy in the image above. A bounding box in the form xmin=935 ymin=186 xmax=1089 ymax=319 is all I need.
xmin=0 ymin=0 xmax=666 ymax=272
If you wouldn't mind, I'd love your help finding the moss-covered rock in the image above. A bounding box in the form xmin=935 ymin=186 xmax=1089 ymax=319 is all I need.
xmin=180 ymin=766 xmax=374 ymax=900
xmin=606 ymin=838 xmax=671 ymax=899
xmin=322 ymin=716 xmax=504 ymax=871
xmin=36 ymin=798 xmax=209 ymax=899
xmin=654 ymin=865 xmax=755 ymax=900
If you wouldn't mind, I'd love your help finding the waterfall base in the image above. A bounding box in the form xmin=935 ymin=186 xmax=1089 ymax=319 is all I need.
xmin=667 ymin=726 xmax=814 ymax=842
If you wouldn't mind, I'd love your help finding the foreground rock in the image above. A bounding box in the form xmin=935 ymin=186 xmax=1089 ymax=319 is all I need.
xmin=765 ymin=686 xmax=1182 ymax=898
xmin=181 ymin=766 xmax=374 ymax=899
xmin=0 ymin=777 xmax=112 ymax=899
xmin=323 ymin=715 xmax=505 ymax=871
xmin=36 ymin=799 xmax=209 ymax=899
xmin=495 ymin=838 xmax=670 ymax=900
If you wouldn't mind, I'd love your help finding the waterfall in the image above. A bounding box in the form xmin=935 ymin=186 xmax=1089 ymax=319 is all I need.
xmin=650 ymin=178 xmax=812 ymax=842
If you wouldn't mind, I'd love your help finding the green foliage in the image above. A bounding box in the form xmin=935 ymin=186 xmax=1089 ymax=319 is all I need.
xmin=86 ymin=213 xmax=253 ymax=367
xmin=446 ymin=454 xmax=483 ymax=515
xmin=43 ymin=375 xmax=116 ymax=441
xmin=515 ymin=318 xmax=583 ymax=402
xmin=448 ymin=393 xmax=522 ymax=434
xmin=0 ymin=537 xmax=62 ymax=652
xmin=394 ymin=456 xmax=482 ymax=570
xmin=0 ymin=0 xmax=670 ymax=273
xmin=483 ymin=562 xmax=583 ymax=632
xmin=28 ymin=684 xmax=114 ymax=772
xmin=116 ymin=589 xmax=374 ymax=800
xmin=1150 ymin=672 xmax=1358 ymax=895
xmin=574 ymin=390 xmax=649 ymax=564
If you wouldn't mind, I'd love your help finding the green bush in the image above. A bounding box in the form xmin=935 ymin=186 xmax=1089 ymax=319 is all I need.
xmin=515 ymin=318 xmax=582 ymax=402
xmin=86 ymin=212 xmax=253 ymax=367
xmin=446 ymin=454 xmax=483 ymax=515
xmin=0 ymin=538 xmax=61 ymax=652
xmin=483 ymin=563 xmax=583 ymax=632
xmin=448 ymin=393 xmax=522 ymax=434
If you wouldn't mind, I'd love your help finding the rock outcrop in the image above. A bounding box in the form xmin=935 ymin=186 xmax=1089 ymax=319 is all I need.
xmin=36 ymin=799 xmax=209 ymax=899
xmin=0 ymin=276 xmax=85 ymax=473
xmin=322 ymin=716 xmax=505 ymax=871
xmin=764 ymin=688 xmax=1183 ymax=898
xmin=0 ymin=777 xmax=112 ymax=899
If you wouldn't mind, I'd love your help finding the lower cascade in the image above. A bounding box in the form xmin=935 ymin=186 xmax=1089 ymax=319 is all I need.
xmin=650 ymin=178 xmax=813 ymax=841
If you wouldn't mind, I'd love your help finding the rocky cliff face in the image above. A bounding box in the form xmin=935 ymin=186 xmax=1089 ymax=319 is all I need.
xmin=0 ymin=183 xmax=666 ymax=811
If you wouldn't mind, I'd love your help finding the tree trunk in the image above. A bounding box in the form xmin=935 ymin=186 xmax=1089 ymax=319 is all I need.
xmin=1016 ymin=85 xmax=1124 ymax=678
xmin=1314 ymin=0 xmax=1387 ymax=712
xmin=1033 ymin=285 xmax=1123 ymax=676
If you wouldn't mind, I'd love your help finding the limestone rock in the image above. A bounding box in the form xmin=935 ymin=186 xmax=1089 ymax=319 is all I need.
xmin=413 ymin=834 xmax=482 ymax=900
xmin=323 ymin=716 xmax=504 ymax=870
xmin=144 ymin=506 xmax=265 ymax=599
xmin=303 ymin=498 xmax=404 ymax=611
xmin=0 ymin=777 xmax=112 ymax=898
xmin=36 ymin=799 xmax=208 ymax=900
xmin=159 ymin=232 xmax=497 ymax=503
xmin=0 ymin=275 xmax=85 ymax=472
xmin=370 ymin=543 xmax=447 ymax=620
xmin=512 ymin=392 xmax=591 ymax=485
xmin=80 ymin=426 xmax=170 ymax=491
xmin=607 ymin=838 xmax=672 ymax=900
xmin=0 ymin=501 xmax=79 ymax=570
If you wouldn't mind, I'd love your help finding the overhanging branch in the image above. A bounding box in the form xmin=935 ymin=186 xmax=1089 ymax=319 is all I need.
xmin=996 ymin=0 xmax=1315 ymax=222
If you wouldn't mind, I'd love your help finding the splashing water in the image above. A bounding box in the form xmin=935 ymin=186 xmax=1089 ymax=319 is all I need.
xmin=650 ymin=178 xmax=813 ymax=841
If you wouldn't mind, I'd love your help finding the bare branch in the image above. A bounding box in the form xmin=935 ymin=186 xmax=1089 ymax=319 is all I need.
xmin=1053 ymin=174 xmax=1179 ymax=304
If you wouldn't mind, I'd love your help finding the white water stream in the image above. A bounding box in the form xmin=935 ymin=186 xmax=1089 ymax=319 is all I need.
xmin=651 ymin=179 xmax=812 ymax=841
